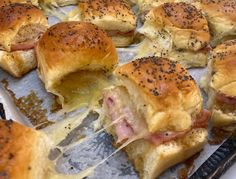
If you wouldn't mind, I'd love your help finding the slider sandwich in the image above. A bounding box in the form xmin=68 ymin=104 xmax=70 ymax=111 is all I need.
xmin=138 ymin=2 xmax=211 ymax=68
xmin=202 ymin=39 xmax=236 ymax=129
xmin=0 ymin=0 xmax=38 ymax=7
xmin=193 ymin=0 xmax=236 ymax=46
xmin=68 ymin=0 xmax=137 ymax=47
xmin=36 ymin=22 xmax=118 ymax=112
xmin=103 ymin=57 xmax=210 ymax=179
xmin=0 ymin=3 xmax=48 ymax=77
xmin=0 ymin=119 xmax=52 ymax=179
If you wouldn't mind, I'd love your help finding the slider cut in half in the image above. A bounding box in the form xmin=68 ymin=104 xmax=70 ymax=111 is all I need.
xmin=68 ymin=0 xmax=136 ymax=47
xmin=0 ymin=3 xmax=48 ymax=77
xmin=193 ymin=0 xmax=236 ymax=46
xmin=38 ymin=0 xmax=77 ymax=7
xmin=138 ymin=2 xmax=211 ymax=68
xmin=0 ymin=119 xmax=52 ymax=179
xmin=103 ymin=57 xmax=210 ymax=178
xmin=0 ymin=0 xmax=38 ymax=7
xmin=202 ymin=40 xmax=236 ymax=129
xmin=36 ymin=22 xmax=118 ymax=112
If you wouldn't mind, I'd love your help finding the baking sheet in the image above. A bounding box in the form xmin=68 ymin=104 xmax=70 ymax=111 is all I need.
xmin=0 ymin=4 xmax=225 ymax=179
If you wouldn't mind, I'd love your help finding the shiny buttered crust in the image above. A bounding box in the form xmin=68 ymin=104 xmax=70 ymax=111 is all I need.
xmin=142 ymin=2 xmax=210 ymax=51
xmin=195 ymin=0 xmax=236 ymax=45
xmin=78 ymin=0 xmax=136 ymax=32
xmin=0 ymin=3 xmax=47 ymax=51
xmin=125 ymin=128 xmax=208 ymax=179
xmin=0 ymin=120 xmax=52 ymax=179
xmin=0 ymin=0 xmax=38 ymax=7
xmin=209 ymin=40 xmax=236 ymax=92
xmin=0 ymin=49 xmax=37 ymax=78
xmin=36 ymin=22 xmax=118 ymax=91
xmin=115 ymin=57 xmax=202 ymax=132
xmin=38 ymin=0 xmax=77 ymax=6
xmin=205 ymin=40 xmax=236 ymax=127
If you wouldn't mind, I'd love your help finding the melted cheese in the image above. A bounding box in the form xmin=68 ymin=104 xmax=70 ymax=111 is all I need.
xmin=40 ymin=4 xmax=67 ymax=21
xmin=42 ymin=108 xmax=90 ymax=145
xmin=55 ymin=71 xmax=113 ymax=113
xmin=67 ymin=8 xmax=81 ymax=21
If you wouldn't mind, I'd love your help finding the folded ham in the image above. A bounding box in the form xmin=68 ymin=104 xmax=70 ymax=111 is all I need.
xmin=103 ymin=86 xmax=210 ymax=145
xmin=216 ymin=92 xmax=236 ymax=105
xmin=106 ymin=30 xmax=134 ymax=37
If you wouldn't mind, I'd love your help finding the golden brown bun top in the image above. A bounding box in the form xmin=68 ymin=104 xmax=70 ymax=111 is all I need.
xmin=210 ymin=39 xmax=236 ymax=91
xmin=143 ymin=2 xmax=210 ymax=51
xmin=0 ymin=3 xmax=44 ymax=31
xmin=197 ymin=0 xmax=236 ymax=21
xmin=36 ymin=21 xmax=118 ymax=90
xmin=0 ymin=120 xmax=48 ymax=179
xmin=0 ymin=3 xmax=47 ymax=51
xmin=115 ymin=57 xmax=201 ymax=112
xmin=152 ymin=2 xmax=207 ymax=31
xmin=79 ymin=0 xmax=136 ymax=32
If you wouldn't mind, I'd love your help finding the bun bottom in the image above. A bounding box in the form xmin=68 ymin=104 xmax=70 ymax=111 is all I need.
xmin=111 ymin=35 xmax=134 ymax=47
xmin=124 ymin=128 xmax=208 ymax=179
xmin=0 ymin=49 xmax=36 ymax=78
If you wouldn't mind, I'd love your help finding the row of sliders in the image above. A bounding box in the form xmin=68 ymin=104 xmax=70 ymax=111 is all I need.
xmin=0 ymin=0 xmax=236 ymax=179
xmin=1 ymin=0 xmax=236 ymax=77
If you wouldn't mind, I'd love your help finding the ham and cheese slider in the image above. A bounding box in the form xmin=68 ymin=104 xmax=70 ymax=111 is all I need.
xmin=0 ymin=119 xmax=52 ymax=179
xmin=68 ymin=0 xmax=136 ymax=47
xmin=193 ymin=0 xmax=236 ymax=46
xmin=0 ymin=3 xmax=48 ymax=77
xmin=36 ymin=22 xmax=118 ymax=112
xmin=138 ymin=2 xmax=211 ymax=68
xmin=202 ymin=40 xmax=236 ymax=129
xmin=103 ymin=57 xmax=210 ymax=178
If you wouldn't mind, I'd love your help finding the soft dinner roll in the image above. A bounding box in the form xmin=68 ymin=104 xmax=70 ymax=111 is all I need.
xmin=38 ymin=0 xmax=77 ymax=6
xmin=193 ymin=0 xmax=236 ymax=46
xmin=36 ymin=22 xmax=118 ymax=112
xmin=68 ymin=0 xmax=137 ymax=47
xmin=138 ymin=2 xmax=211 ymax=68
xmin=102 ymin=57 xmax=209 ymax=178
xmin=0 ymin=119 xmax=52 ymax=179
xmin=202 ymin=39 xmax=236 ymax=128
xmin=0 ymin=3 xmax=48 ymax=77
xmin=0 ymin=0 xmax=38 ymax=7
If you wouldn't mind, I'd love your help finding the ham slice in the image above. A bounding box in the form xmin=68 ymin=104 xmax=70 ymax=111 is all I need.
xmin=103 ymin=87 xmax=210 ymax=145
xmin=11 ymin=40 xmax=37 ymax=51
xmin=192 ymin=109 xmax=211 ymax=128
xmin=106 ymin=30 xmax=134 ymax=37
xmin=216 ymin=92 xmax=236 ymax=105
xmin=148 ymin=131 xmax=188 ymax=146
